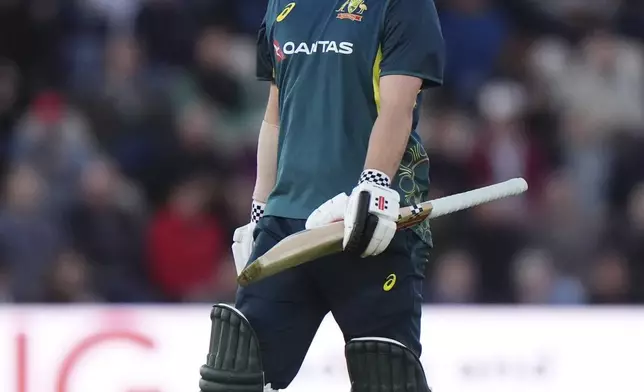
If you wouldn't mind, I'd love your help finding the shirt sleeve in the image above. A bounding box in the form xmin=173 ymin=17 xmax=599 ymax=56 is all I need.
xmin=256 ymin=18 xmax=274 ymax=82
xmin=380 ymin=0 xmax=445 ymax=88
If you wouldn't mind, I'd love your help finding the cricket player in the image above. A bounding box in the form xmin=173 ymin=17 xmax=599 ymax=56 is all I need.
xmin=199 ymin=0 xmax=444 ymax=390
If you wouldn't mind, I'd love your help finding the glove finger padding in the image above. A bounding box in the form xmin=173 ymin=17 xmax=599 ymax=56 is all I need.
xmin=233 ymin=225 xmax=246 ymax=242
xmin=305 ymin=193 xmax=349 ymax=229
xmin=232 ymin=223 xmax=256 ymax=275
xmin=361 ymin=218 xmax=396 ymax=257
xmin=231 ymin=242 xmax=246 ymax=276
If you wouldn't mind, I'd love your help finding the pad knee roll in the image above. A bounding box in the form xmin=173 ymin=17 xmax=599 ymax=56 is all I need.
xmin=199 ymin=304 xmax=265 ymax=392
xmin=346 ymin=337 xmax=431 ymax=392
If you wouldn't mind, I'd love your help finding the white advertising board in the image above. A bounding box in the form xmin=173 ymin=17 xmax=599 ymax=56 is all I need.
xmin=0 ymin=306 xmax=643 ymax=392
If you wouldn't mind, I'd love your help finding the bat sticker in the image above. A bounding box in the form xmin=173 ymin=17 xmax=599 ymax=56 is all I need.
xmin=410 ymin=204 xmax=423 ymax=215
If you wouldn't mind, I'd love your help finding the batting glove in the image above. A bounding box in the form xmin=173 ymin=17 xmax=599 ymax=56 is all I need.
xmin=344 ymin=169 xmax=400 ymax=257
xmin=305 ymin=193 xmax=349 ymax=229
xmin=232 ymin=200 xmax=264 ymax=275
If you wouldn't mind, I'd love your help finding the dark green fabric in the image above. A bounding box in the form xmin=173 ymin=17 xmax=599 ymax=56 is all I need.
xmin=256 ymin=0 xmax=445 ymax=244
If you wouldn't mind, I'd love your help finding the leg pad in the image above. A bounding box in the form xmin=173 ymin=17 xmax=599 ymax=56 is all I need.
xmin=199 ymin=304 xmax=264 ymax=392
xmin=346 ymin=337 xmax=431 ymax=392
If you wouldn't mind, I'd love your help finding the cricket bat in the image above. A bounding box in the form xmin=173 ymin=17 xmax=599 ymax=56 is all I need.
xmin=238 ymin=178 xmax=528 ymax=286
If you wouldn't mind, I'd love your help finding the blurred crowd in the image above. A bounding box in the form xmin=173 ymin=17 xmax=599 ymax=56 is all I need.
xmin=0 ymin=0 xmax=642 ymax=305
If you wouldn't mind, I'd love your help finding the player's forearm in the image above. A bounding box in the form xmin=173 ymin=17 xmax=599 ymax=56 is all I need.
xmin=253 ymin=85 xmax=280 ymax=203
xmin=253 ymin=121 xmax=279 ymax=202
xmin=364 ymin=75 xmax=422 ymax=180
xmin=364 ymin=105 xmax=414 ymax=180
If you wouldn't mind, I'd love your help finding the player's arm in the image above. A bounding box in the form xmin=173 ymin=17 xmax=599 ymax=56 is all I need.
xmin=364 ymin=0 xmax=444 ymax=178
xmin=253 ymin=85 xmax=279 ymax=204
xmin=364 ymin=75 xmax=422 ymax=179
xmin=307 ymin=0 xmax=444 ymax=258
xmin=253 ymin=16 xmax=279 ymax=204
xmin=343 ymin=0 xmax=445 ymax=256
xmin=232 ymin=16 xmax=279 ymax=275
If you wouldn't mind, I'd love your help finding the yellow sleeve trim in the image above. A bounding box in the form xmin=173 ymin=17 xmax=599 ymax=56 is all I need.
xmin=372 ymin=45 xmax=383 ymax=113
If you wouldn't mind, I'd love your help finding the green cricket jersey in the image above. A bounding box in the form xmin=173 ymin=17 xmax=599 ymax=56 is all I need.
xmin=257 ymin=0 xmax=445 ymax=244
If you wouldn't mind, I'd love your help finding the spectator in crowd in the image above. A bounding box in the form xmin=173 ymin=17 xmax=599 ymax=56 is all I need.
xmin=43 ymin=250 xmax=100 ymax=303
xmin=0 ymin=253 xmax=11 ymax=302
xmin=555 ymin=31 xmax=644 ymax=133
xmin=232 ymin=0 xmax=267 ymax=35
xmin=0 ymin=165 xmax=65 ymax=302
xmin=532 ymin=171 xmax=602 ymax=277
xmin=146 ymin=176 xmax=230 ymax=302
xmin=588 ymin=250 xmax=633 ymax=304
xmin=421 ymin=108 xmax=474 ymax=198
xmin=73 ymin=34 xmax=174 ymax=194
xmin=469 ymin=80 xmax=548 ymax=203
xmin=140 ymin=101 xmax=225 ymax=206
xmin=606 ymin=133 xmax=644 ymax=213
xmin=558 ymin=113 xmax=612 ymax=222
xmin=0 ymin=0 xmax=642 ymax=305
xmin=617 ymin=0 xmax=644 ymax=42
xmin=438 ymin=0 xmax=509 ymax=103
xmin=511 ymin=248 xmax=586 ymax=304
xmin=0 ymin=0 xmax=65 ymax=91
xmin=10 ymin=91 xmax=97 ymax=210
xmin=135 ymin=0 xmax=195 ymax=69
xmin=430 ymin=250 xmax=480 ymax=304
xmin=67 ymin=158 xmax=150 ymax=302
xmin=620 ymin=183 xmax=644 ymax=301
xmin=462 ymin=207 xmax=527 ymax=303
xmin=171 ymin=24 xmax=247 ymax=149
xmin=189 ymin=26 xmax=244 ymax=112
xmin=76 ymin=34 xmax=152 ymax=143
xmin=0 ymin=58 xmax=21 ymax=176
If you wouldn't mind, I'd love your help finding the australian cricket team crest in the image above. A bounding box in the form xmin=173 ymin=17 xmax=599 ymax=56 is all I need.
xmin=336 ymin=0 xmax=367 ymax=22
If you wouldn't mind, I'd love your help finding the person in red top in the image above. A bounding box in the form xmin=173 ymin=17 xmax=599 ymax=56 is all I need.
xmin=146 ymin=177 xmax=228 ymax=302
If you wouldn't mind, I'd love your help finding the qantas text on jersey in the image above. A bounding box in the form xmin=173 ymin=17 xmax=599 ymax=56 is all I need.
xmin=281 ymin=41 xmax=354 ymax=55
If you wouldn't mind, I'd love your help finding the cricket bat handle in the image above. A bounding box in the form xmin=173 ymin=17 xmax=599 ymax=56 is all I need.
xmin=428 ymin=177 xmax=528 ymax=218
xmin=397 ymin=178 xmax=528 ymax=229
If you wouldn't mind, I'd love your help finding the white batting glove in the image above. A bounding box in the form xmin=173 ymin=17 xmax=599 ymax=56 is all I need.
xmin=344 ymin=170 xmax=400 ymax=257
xmin=305 ymin=193 xmax=349 ymax=229
xmin=232 ymin=201 xmax=265 ymax=275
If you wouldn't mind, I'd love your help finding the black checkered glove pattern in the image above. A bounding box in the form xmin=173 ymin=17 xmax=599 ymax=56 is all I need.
xmin=250 ymin=200 xmax=266 ymax=223
xmin=359 ymin=169 xmax=391 ymax=187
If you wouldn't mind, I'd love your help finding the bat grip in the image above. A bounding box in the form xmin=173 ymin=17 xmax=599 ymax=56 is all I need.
xmin=428 ymin=178 xmax=528 ymax=219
